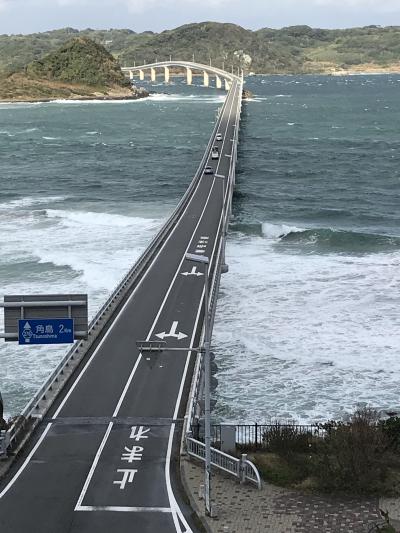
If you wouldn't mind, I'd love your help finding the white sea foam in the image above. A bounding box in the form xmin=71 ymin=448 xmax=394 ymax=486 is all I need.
xmin=261 ymin=222 xmax=303 ymax=239
xmin=149 ymin=93 xmax=226 ymax=104
xmin=0 ymin=195 xmax=68 ymax=210
xmin=0 ymin=203 xmax=165 ymax=417
xmin=213 ymin=226 xmax=400 ymax=423
xmin=50 ymin=99 xmax=146 ymax=105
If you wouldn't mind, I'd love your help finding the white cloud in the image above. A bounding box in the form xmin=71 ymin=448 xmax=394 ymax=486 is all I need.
xmin=122 ymin=0 xmax=230 ymax=13
xmin=310 ymin=0 xmax=400 ymax=11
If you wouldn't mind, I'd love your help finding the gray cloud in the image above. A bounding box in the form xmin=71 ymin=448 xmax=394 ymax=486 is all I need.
xmin=1 ymin=0 xmax=400 ymax=34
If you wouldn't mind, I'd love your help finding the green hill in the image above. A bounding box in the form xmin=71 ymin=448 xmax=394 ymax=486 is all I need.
xmin=25 ymin=36 xmax=126 ymax=86
xmin=0 ymin=37 xmax=147 ymax=102
xmin=1 ymin=23 xmax=400 ymax=75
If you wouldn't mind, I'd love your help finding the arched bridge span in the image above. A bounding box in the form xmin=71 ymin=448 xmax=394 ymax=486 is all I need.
xmin=122 ymin=60 xmax=242 ymax=90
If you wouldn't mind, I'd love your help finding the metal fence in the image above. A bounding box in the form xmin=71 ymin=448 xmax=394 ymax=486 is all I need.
xmin=186 ymin=436 xmax=261 ymax=489
xmin=191 ymin=423 xmax=323 ymax=449
xmin=221 ymin=423 xmax=322 ymax=448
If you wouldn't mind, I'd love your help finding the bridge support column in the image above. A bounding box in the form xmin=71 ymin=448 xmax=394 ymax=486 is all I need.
xmin=129 ymin=70 xmax=134 ymax=80
xmin=224 ymin=79 xmax=231 ymax=91
xmin=164 ymin=66 xmax=170 ymax=83
xmin=215 ymin=75 xmax=222 ymax=89
xmin=151 ymin=67 xmax=156 ymax=82
xmin=221 ymin=234 xmax=229 ymax=274
xmin=139 ymin=69 xmax=145 ymax=81
xmin=186 ymin=67 xmax=193 ymax=85
xmin=203 ymin=71 xmax=209 ymax=87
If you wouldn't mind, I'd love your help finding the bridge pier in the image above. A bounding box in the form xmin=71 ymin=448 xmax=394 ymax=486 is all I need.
xmin=225 ymin=79 xmax=231 ymax=91
xmin=139 ymin=69 xmax=145 ymax=81
xmin=215 ymin=75 xmax=222 ymax=90
xmin=151 ymin=67 xmax=157 ymax=82
xmin=186 ymin=67 xmax=193 ymax=85
xmin=203 ymin=71 xmax=209 ymax=87
xmin=129 ymin=70 xmax=134 ymax=80
xmin=164 ymin=66 xmax=170 ymax=83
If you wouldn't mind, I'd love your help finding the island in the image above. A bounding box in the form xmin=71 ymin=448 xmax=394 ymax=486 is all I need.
xmin=0 ymin=37 xmax=149 ymax=103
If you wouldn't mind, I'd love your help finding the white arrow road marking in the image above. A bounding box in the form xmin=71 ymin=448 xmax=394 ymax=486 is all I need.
xmin=155 ymin=321 xmax=188 ymax=341
xmin=181 ymin=266 xmax=204 ymax=277
xmin=215 ymin=174 xmax=225 ymax=178
xmin=225 ymin=154 xmax=232 ymax=158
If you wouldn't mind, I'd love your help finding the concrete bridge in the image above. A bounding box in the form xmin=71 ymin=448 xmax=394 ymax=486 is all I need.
xmin=0 ymin=76 xmax=246 ymax=532
xmin=122 ymin=60 xmax=243 ymax=91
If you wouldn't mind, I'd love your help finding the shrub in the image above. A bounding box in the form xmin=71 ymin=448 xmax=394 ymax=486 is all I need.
xmin=313 ymin=408 xmax=389 ymax=494
xmin=380 ymin=416 xmax=400 ymax=453
xmin=262 ymin=422 xmax=314 ymax=456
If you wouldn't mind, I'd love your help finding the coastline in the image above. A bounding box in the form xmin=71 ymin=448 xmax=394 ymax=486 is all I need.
xmin=0 ymin=93 xmax=149 ymax=104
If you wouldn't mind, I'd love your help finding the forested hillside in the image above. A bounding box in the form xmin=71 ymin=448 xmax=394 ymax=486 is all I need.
xmin=1 ymin=23 xmax=400 ymax=75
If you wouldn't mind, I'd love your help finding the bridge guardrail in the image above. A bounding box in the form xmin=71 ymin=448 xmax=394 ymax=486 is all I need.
xmin=182 ymin=82 xmax=263 ymax=490
xmin=3 ymin=82 xmax=237 ymax=456
xmin=0 ymin=430 xmax=8 ymax=457
xmin=185 ymin=81 xmax=243 ymax=436
xmin=186 ymin=436 xmax=261 ymax=489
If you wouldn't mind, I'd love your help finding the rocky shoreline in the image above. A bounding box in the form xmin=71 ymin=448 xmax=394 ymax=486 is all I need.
xmin=0 ymin=83 xmax=149 ymax=104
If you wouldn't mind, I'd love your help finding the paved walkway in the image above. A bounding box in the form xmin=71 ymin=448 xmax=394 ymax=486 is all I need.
xmin=181 ymin=457 xmax=400 ymax=533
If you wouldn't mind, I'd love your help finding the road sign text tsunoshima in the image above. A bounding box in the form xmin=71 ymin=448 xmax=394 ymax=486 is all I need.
xmin=18 ymin=319 xmax=74 ymax=345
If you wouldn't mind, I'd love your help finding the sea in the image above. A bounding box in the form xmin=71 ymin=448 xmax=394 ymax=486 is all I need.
xmin=0 ymin=75 xmax=399 ymax=424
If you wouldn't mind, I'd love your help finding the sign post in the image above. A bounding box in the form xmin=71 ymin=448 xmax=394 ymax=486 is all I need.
xmin=18 ymin=318 xmax=74 ymax=345
xmin=1 ymin=294 xmax=88 ymax=342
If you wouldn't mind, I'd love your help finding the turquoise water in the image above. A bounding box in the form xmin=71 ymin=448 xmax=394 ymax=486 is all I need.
xmin=0 ymin=76 xmax=399 ymax=422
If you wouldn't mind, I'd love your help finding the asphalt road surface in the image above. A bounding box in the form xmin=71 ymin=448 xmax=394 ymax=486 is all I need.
xmin=0 ymin=79 xmax=241 ymax=533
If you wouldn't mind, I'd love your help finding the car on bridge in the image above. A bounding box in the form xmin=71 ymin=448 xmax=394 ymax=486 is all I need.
xmin=216 ymin=133 xmax=223 ymax=141
xmin=204 ymin=166 xmax=214 ymax=175
xmin=211 ymin=146 xmax=219 ymax=160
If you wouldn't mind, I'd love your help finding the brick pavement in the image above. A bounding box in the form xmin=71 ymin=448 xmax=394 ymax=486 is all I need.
xmin=181 ymin=457 xmax=398 ymax=533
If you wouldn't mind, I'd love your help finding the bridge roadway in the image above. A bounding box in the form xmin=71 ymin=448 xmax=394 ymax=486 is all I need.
xmin=0 ymin=79 xmax=241 ymax=532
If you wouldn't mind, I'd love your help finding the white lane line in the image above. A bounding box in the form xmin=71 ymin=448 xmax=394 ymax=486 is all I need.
xmin=76 ymin=506 xmax=171 ymax=513
xmin=54 ymin=85 xmax=237 ymax=421
xmin=73 ymin=85 xmax=240 ymax=514
xmin=75 ymin=422 xmax=114 ymax=510
xmin=0 ymin=83 xmax=239 ymax=528
xmin=166 ymin=84 xmax=239 ymax=533
xmin=0 ymin=100 xmax=222 ymax=502
xmin=0 ymin=423 xmax=52 ymax=500
xmin=74 ymin=177 xmax=219 ymax=512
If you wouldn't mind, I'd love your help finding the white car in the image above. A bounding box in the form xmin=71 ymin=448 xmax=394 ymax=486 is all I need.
xmin=216 ymin=133 xmax=223 ymax=141
xmin=211 ymin=147 xmax=219 ymax=160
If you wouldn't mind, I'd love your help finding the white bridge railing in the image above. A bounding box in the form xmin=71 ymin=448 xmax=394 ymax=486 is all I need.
xmin=186 ymin=436 xmax=261 ymax=490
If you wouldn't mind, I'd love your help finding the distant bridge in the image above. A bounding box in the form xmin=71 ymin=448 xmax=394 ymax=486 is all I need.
xmin=122 ymin=60 xmax=243 ymax=91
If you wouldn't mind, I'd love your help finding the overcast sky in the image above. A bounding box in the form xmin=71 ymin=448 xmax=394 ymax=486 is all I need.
xmin=1 ymin=0 xmax=400 ymax=35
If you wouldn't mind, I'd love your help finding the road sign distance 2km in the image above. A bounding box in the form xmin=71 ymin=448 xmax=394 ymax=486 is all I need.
xmin=18 ymin=319 xmax=74 ymax=345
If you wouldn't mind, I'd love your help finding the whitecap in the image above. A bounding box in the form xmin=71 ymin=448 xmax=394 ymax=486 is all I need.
xmin=261 ymin=222 xmax=303 ymax=239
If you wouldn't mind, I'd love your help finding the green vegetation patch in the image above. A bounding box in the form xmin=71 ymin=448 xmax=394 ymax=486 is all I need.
xmin=25 ymin=37 xmax=127 ymax=87
xmin=246 ymin=409 xmax=400 ymax=497
xmin=2 ymin=24 xmax=400 ymax=76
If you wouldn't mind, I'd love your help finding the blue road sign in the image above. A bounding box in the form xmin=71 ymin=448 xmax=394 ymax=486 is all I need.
xmin=18 ymin=319 xmax=74 ymax=345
